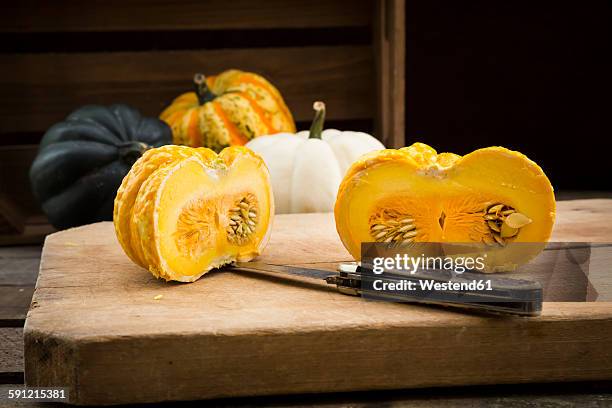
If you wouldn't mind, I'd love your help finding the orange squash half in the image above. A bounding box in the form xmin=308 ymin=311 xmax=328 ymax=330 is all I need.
xmin=114 ymin=145 xmax=273 ymax=282
xmin=335 ymin=143 xmax=556 ymax=271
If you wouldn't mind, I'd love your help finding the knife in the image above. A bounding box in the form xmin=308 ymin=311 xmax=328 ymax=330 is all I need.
xmin=227 ymin=261 xmax=542 ymax=316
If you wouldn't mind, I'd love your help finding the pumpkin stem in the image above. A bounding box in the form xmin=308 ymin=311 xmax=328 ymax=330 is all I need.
xmin=193 ymin=73 xmax=216 ymax=105
xmin=119 ymin=141 xmax=150 ymax=165
xmin=308 ymin=101 xmax=326 ymax=139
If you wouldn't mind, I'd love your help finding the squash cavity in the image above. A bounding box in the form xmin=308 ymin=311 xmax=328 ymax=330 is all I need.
xmin=114 ymin=145 xmax=273 ymax=282
xmin=335 ymin=143 xmax=555 ymax=271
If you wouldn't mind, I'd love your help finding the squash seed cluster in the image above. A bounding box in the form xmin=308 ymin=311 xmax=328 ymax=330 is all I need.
xmin=369 ymin=214 xmax=418 ymax=243
xmin=482 ymin=203 xmax=532 ymax=246
xmin=227 ymin=195 xmax=258 ymax=244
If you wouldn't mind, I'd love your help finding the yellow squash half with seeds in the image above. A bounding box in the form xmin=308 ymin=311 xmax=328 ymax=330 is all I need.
xmin=114 ymin=145 xmax=273 ymax=282
xmin=160 ymin=70 xmax=296 ymax=151
xmin=335 ymin=143 xmax=556 ymax=271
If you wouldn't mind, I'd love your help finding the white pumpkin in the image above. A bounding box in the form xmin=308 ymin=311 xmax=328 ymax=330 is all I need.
xmin=246 ymin=102 xmax=385 ymax=214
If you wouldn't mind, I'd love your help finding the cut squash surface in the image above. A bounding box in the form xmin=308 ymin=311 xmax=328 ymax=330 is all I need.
xmin=335 ymin=143 xmax=555 ymax=271
xmin=114 ymin=146 xmax=273 ymax=282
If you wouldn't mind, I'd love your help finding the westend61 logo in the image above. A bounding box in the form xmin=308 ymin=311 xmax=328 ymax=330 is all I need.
xmin=371 ymin=253 xmax=487 ymax=275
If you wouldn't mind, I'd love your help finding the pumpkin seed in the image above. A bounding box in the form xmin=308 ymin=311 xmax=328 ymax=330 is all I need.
xmin=403 ymin=230 xmax=418 ymax=239
xmin=492 ymin=233 xmax=505 ymax=246
xmin=226 ymin=194 xmax=259 ymax=244
xmin=488 ymin=204 xmax=504 ymax=214
xmin=374 ymin=230 xmax=388 ymax=239
xmin=487 ymin=221 xmax=501 ymax=232
xmin=482 ymin=203 xmax=530 ymax=246
xmin=369 ymin=213 xmax=419 ymax=243
xmin=500 ymin=223 xmax=519 ymax=238
xmin=505 ymin=212 xmax=532 ymax=229
xmin=398 ymin=224 xmax=416 ymax=233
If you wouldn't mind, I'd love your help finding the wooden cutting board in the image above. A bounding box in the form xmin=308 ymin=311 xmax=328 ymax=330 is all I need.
xmin=25 ymin=199 xmax=612 ymax=405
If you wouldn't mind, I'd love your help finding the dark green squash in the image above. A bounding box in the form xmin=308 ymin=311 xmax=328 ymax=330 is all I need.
xmin=30 ymin=104 xmax=172 ymax=229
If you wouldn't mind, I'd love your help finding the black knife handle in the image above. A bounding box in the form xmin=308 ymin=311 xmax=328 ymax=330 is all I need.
xmin=328 ymin=263 xmax=542 ymax=316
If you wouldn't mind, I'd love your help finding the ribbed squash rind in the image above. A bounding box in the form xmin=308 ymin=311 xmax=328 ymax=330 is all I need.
xmin=114 ymin=145 xmax=273 ymax=282
xmin=160 ymin=70 xmax=296 ymax=151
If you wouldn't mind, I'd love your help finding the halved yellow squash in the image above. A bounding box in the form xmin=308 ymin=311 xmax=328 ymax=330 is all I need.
xmin=335 ymin=143 xmax=556 ymax=271
xmin=114 ymin=145 xmax=273 ymax=282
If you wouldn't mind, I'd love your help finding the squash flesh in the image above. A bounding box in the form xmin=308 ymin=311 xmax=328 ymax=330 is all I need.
xmin=335 ymin=143 xmax=555 ymax=271
xmin=336 ymin=159 xmax=443 ymax=257
xmin=114 ymin=145 xmax=196 ymax=266
xmin=156 ymin=158 xmax=219 ymax=279
xmin=114 ymin=146 xmax=273 ymax=282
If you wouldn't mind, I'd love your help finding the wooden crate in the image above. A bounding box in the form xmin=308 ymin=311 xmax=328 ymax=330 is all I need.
xmin=0 ymin=0 xmax=405 ymax=245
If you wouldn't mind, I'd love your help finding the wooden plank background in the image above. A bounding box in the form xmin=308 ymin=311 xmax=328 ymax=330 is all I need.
xmin=0 ymin=0 xmax=387 ymax=138
xmin=1 ymin=0 xmax=372 ymax=32
xmin=0 ymin=0 xmax=406 ymax=244
xmin=374 ymin=0 xmax=405 ymax=148
xmin=0 ymin=46 xmax=374 ymax=134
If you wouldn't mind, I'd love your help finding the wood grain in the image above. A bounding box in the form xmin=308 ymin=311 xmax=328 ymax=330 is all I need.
xmin=550 ymin=199 xmax=612 ymax=242
xmin=0 ymin=223 xmax=55 ymax=247
xmin=1 ymin=199 xmax=609 ymax=322
xmin=1 ymin=383 xmax=612 ymax=407
xmin=0 ymin=288 xmax=34 ymax=326
xmin=0 ymin=246 xmax=41 ymax=286
xmin=24 ymin=200 xmax=612 ymax=405
xmin=0 ymin=247 xmax=39 ymax=325
xmin=0 ymin=46 xmax=374 ymax=134
xmin=2 ymin=0 xmax=371 ymax=32
xmin=0 ymin=329 xmax=23 ymax=375
xmin=374 ymin=0 xmax=405 ymax=148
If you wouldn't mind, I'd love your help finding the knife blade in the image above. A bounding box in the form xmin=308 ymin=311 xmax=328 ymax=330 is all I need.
xmin=227 ymin=261 xmax=542 ymax=316
xmin=228 ymin=262 xmax=336 ymax=281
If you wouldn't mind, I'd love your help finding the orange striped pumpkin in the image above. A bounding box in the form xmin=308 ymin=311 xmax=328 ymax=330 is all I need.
xmin=160 ymin=70 xmax=296 ymax=151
